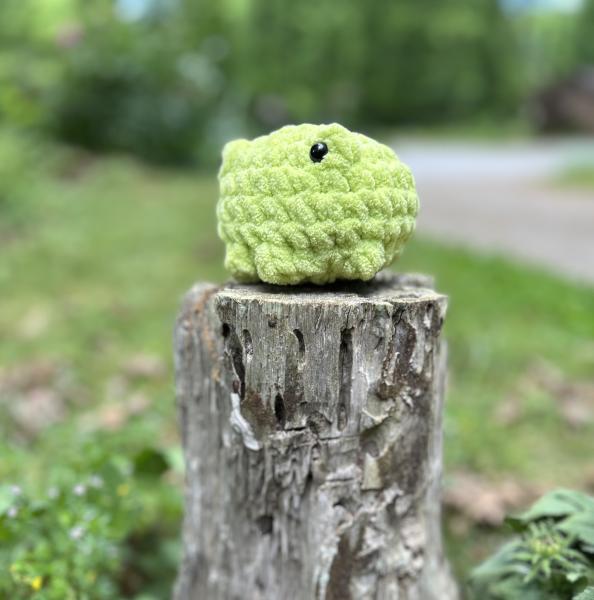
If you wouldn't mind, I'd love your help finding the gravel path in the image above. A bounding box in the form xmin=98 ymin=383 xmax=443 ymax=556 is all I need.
xmin=392 ymin=138 xmax=594 ymax=284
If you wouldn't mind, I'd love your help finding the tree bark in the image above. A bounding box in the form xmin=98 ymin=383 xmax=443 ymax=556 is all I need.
xmin=173 ymin=272 xmax=458 ymax=600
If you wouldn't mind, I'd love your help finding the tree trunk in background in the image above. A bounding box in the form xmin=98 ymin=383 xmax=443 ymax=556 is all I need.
xmin=173 ymin=272 xmax=458 ymax=600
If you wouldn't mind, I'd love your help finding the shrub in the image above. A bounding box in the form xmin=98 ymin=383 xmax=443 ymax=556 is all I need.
xmin=469 ymin=489 xmax=594 ymax=600
xmin=0 ymin=443 xmax=178 ymax=599
xmin=48 ymin=15 xmax=230 ymax=166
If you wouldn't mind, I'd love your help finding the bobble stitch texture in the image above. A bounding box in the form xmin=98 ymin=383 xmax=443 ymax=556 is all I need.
xmin=217 ymin=123 xmax=419 ymax=285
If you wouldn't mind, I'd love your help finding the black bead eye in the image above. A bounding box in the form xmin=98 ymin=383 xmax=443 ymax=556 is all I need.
xmin=310 ymin=142 xmax=328 ymax=163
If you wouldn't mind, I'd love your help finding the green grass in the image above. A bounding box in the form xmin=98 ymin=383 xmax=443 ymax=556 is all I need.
xmin=400 ymin=241 xmax=594 ymax=479
xmin=556 ymin=162 xmax=594 ymax=189
xmin=1 ymin=150 xmax=593 ymax=594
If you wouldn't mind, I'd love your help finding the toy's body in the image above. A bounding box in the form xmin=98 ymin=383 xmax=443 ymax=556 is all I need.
xmin=217 ymin=123 xmax=418 ymax=285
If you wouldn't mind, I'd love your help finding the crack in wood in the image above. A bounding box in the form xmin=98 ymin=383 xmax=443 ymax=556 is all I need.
xmin=338 ymin=327 xmax=353 ymax=431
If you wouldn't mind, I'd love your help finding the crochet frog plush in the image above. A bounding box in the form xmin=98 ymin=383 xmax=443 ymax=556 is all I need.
xmin=217 ymin=123 xmax=418 ymax=285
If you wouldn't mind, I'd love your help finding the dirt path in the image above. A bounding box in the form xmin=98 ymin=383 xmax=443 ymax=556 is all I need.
xmin=393 ymin=138 xmax=594 ymax=284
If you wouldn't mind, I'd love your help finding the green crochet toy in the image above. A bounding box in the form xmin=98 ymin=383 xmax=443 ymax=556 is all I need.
xmin=217 ymin=123 xmax=418 ymax=285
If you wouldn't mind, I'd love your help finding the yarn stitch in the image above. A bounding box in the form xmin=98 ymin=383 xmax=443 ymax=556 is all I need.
xmin=217 ymin=123 xmax=418 ymax=285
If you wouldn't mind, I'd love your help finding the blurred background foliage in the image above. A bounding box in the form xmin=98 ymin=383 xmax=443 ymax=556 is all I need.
xmin=1 ymin=0 xmax=594 ymax=166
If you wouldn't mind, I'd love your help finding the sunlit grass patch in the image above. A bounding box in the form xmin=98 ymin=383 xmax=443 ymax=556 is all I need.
xmin=556 ymin=161 xmax=594 ymax=189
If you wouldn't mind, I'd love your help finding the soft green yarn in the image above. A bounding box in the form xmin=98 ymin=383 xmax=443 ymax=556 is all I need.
xmin=217 ymin=123 xmax=418 ymax=285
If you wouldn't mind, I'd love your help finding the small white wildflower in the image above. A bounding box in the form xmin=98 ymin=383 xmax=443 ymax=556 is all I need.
xmin=69 ymin=526 xmax=85 ymax=540
xmin=73 ymin=484 xmax=86 ymax=496
xmin=10 ymin=485 xmax=22 ymax=496
xmin=47 ymin=486 xmax=59 ymax=499
xmin=88 ymin=475 xmax=104 ymax=489
xmin=7 ymin=506 xmax=18 ymax=518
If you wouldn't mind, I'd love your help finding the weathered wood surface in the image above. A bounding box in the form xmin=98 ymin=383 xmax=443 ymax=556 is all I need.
xmin=174 ymin=272 xmax=458 ymax=600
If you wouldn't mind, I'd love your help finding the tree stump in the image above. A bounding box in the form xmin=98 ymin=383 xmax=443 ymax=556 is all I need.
xmin=173 ymin=272 xmax=458 ymax=600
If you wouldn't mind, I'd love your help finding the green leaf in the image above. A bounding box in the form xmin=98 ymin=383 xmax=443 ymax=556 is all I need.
xmin=574 ymin=587 xmax=594 ymax=600
xmin=559 ymin=514 xmax=594 ymax=547
xmin=512 ymin=489 xmax=594 ymax=524
xmin=566 ymin=571 xmax=587 ymax=583
xmin=133 ymin=448 xmax=169 ymax=478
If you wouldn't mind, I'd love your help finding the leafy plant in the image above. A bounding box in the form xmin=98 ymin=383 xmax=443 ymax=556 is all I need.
xmin=575 ymin=588 xmax=594 ymax=600
xmin=469 ymin=489 xmax=594 ymax=600
xmin=0 ymin=442 xmax=175 ymax=599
